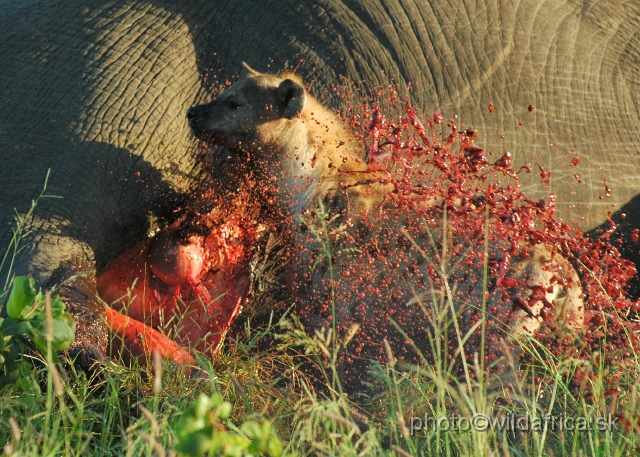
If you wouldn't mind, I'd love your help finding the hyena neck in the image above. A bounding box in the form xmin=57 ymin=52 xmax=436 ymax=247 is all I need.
xmin=257 ymin=96 xmax=362 ymax=218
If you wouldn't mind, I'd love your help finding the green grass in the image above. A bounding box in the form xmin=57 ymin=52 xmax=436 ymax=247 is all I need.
xmin=2 ymin=304 xmax=638 ymax=456
xmin=1 ymin=182 xmax=639 ymax=457
xmin=1 ymin=294 xmax=639 ymax=455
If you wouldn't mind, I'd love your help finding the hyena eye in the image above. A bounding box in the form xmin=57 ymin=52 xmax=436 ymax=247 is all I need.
xmin=225 ymin=99 xmax=241 ymax=109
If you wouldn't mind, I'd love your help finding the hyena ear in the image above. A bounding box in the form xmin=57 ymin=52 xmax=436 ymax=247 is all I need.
xmin=278 ymin=79 xmax=306 ymax=119
xmin=241 ymin=62 xmax=261 ymax=78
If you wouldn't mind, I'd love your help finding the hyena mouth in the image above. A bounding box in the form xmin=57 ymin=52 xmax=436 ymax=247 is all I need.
xmin=187 ymin=121 xmax=212 ymax=141
xmin=188 ymin=123 xmax=234 ymax=148
xmin=186 ymin=106 xmax=216 ymax=140
xmin=190 ymin=128 xmax=214 ymax=143
xmin=201 ymin=143 xmax=252 ymax=177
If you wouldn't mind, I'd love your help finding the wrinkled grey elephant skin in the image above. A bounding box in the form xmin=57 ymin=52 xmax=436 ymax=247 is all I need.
xmin=1 ymin=0 xmax=639 ymax=290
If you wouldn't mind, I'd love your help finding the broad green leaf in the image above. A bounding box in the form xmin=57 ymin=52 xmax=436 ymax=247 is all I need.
xmin=6 ymin=276 xmax=36 ymax=319
xmin=31 ymin=319 xmax=75 ymax=351
xmin=174 ymin=428 xmax=216 ymax=457
xmin=176 ymin=394 xmax=213 ymax=439
xmin=58 ymin=312 xmax=76 ymax=334
xmin=267 ymin=436 xmax=283 ymax=457
xmin=50 ymin=319 xmax=75 ymax=350
xmin=2 ymin=319 xmax=33 ymax=336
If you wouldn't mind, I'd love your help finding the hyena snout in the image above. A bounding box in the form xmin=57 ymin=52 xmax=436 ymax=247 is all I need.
xmin=186 ymin=103 xmax=212 ymax=122
xmin=186 ymin=106 xmax=199 ymax=120
xmin=186 ymin=103 xmax=216 ymax=138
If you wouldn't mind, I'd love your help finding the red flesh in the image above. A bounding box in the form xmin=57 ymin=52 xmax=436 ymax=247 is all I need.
xmin=97 ymin=217 xmax=254 ymax=365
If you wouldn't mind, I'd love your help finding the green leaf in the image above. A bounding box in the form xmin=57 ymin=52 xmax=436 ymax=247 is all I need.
xmin=50 ymin=296 xmax=66 ymax=317
xmin=31 ymin=338 xmax=48 ymax=359
xmin=30 ymin=318 xmax=75 ymax=351
xmin=240 ymin=421 xmax=262 ymax=440
xmin=174 ymin=393 xmax=283 ymax=457
xmin=6 ymin=276 xmax=36 ymax=319
xmin=215 ymin=400 xmax=232 ymax=420
xmin=174 ymin=428 xmax=216 ymax=457
xmin=50 ymin=319 xmax=75 ymax=350
xmin=267 ymin=436 xmax=283 ymax=457
xmin=176 ymin=394 xmax=215 ymax=440
xmin=0 ymin=369 xmax=19 ymax=389
xmin=58 ymin=312 xmax=76 ymax=335
xmin=2 ymin=319 xmax=33 ymax=336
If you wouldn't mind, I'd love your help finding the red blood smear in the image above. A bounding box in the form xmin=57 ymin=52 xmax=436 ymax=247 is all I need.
xmin=570 ymin=156 xmax=580 ymax=166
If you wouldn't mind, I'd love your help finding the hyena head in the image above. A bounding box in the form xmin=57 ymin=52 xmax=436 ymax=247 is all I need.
xmin=187 ymin=63 xmax=333 ymax=215
xmin=187 ymin=62 xmax=306 ymax=147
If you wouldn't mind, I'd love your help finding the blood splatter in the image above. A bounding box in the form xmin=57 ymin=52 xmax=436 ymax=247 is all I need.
xmin=101 ymin=82 xmax=640 ymax=393
xmin=316 ymin=95 xmax=640 ymax=391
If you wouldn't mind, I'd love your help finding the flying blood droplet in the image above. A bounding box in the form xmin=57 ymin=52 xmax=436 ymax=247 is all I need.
xmin=534 ymin=158 xmax=551 ymax=185
xmin=465 ymin=128 xmax=478 ymax=140
xmin=462 ymin=142 xmax=487 ymax=170
xmin=433 ymin=112 xmax=443 ymax=124
xmin=494 ymin=151 xmax=512 ymax=169
xmin=282 ymin=92 xmax=640 ymax=392
xmin=528 ymin=104 xmax=535 ymax=112
xmin=518 ymin=121 xmax=523 ymax=127
xmin=488 ymin=103 xmax=495 ymax=113
xmin=603 ymin=179 xmax=612 ymax=198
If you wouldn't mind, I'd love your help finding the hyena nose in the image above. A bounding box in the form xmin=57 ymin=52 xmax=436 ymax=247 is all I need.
xmin=186 ymin=107 xmax=198 ymax=120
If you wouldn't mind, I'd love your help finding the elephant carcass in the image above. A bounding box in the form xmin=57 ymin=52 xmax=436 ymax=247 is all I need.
xmin=1 ymin=0 xmax=639 ymax=357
